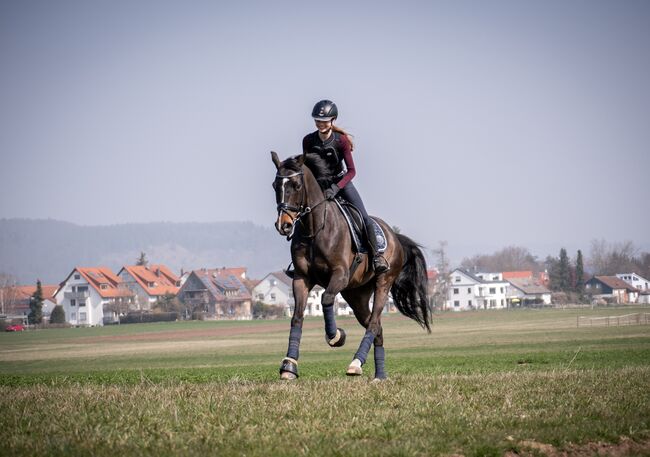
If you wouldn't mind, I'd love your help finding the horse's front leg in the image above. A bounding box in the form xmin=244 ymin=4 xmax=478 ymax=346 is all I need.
xmin=322 ymin=265 xmax=349 ymax=348
xmin=347 ymin=278 xmax=390 ymax=380
xmin=280 ymin=276 xmax=310 ymax=380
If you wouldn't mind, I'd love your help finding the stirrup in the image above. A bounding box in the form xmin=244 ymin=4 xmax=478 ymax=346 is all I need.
xmin=373 ymin=255 xmax=390 ymax=273
xmin=284 ymin=262 xmax=295 ymax=279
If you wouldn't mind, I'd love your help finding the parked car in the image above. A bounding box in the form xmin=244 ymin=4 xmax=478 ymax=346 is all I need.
xmin=5 ymin=324 xmax=25 ymax=332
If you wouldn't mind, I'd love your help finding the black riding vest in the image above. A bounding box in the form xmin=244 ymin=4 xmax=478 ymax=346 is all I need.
xmin=303 ymin=131 xmax=346 ymax=178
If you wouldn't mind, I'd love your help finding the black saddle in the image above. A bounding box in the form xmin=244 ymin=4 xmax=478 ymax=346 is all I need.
xmin=333 ymin=199 xmax=387 ymax=254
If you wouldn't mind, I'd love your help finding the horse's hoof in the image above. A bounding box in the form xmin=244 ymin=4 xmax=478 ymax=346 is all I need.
xmin=346 ymin=358 xmax=363 ymax=376
xmin=327 ymin=328 xmax=346 ymax=348
xmin=371 ymin=377 xmax=387 ymax=383
xmin=279 ymin=357 xmax=299 ymax=379
xmin=280 ymin=371 xmax=297 ymax=380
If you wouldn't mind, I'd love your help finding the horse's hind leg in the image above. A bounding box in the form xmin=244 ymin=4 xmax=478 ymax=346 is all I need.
xmin=341 ymin=284 xmax=373 ymax=377
xmin=345 ymin=280 xmax=390 ymax=380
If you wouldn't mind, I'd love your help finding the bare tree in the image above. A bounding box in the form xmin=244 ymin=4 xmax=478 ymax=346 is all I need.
xmin=431 ymin=241 xmax=451 ymax=310
xmin=588 ymin=239 xmax=639 ymax=275
xmin=0 ymin=273 xmax=19 ymax=316
xmin=460 ymin=246 xmax=542 ymax=273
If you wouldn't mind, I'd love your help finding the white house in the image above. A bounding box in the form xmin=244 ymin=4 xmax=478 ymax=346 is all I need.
xmin=616 ymin=273 xmax=650 ymax=293
xmin=117 ymin=264 xmax=180 ymax=310
xmin=54 ymin=267 xmax=134 ymax=326
xmin=446 ymin=269 xmax=510 ymax=311
xmin=252 ymin=272 xmax=350 ymax=317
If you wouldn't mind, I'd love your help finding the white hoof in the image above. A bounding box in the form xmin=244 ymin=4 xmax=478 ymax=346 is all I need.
xmin=280 ymin=371 xmax=297 ymax=380
xmin=346 ymin=358 xmax=363 ymax=376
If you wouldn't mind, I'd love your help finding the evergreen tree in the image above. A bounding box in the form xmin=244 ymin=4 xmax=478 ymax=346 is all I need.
xmin=136 ymin=252 xmax=148 ymax=266
xmin=575 ymin=250 xmax=584 ymax=294
xmin=558 ymin=248 xmax=570 ymax=292
xmin=28 ymin=280 xmax=44 ymax=325
xmin=50 ymin=305 xmax=66 ymax=324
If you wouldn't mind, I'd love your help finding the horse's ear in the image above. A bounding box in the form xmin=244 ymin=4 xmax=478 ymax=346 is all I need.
xmin=296 ymin=153 xmax=305 ymax=167
xmin=271 ymin=151 xmax=281 ymax=169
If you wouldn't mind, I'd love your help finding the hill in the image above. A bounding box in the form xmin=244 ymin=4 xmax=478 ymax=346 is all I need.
xmin=0 ymin=219 xmax=289 ymax=284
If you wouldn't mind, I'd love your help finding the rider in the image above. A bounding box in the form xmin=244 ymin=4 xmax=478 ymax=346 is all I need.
xmin=303 ymin=99 xmax=389 ymax=273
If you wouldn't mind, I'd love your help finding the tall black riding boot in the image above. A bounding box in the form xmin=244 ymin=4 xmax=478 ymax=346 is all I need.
xmin=366 ymin=222 xmax=389 ymax=274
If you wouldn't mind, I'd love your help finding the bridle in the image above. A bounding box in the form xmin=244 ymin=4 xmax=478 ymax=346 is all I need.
xmin=275 ymin=169 xmax=327 ymax=240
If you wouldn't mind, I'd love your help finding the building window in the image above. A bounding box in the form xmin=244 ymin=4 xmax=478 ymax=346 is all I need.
xmin=489 ymin=287 xmax=496 ymax=294
xmin=455 ymin=276 xmax=461 ymax=282
xmin=257 ymin=294 xmax=264 ymax=300
xmin=100 ymin=284 xmax=108 ymax=290
xmin=71 ymin=312 xmax=77 ymax=320
xmin=490 ymin=299 xmax=496 ymax=307
xmin=500 ymin=287 xmax=504 ymax=293
xmin=74 ymin=274 xmax=80 ymax=280
xmin=453 ymin=288 xmax=459 ymax=294
xmin=270 ymin=293 xmax=276 ymax=301
xmin=501 ymin=299 xmax=504 ymax=306
xmin=467 ymin=300 xmax=472 ymax=307
xmin=70 ymin=299 xmax=76 ymax=307
xmin=80 ymin=312 xmax=87 ymax=322
xmin=453 ymin=300 xmax=460 ymax=307
xmin=467 ymin=288 xmax=471 ymax=294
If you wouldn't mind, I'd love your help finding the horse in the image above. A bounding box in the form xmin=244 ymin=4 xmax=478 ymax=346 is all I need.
xmin=271 ymin=151 xmax=431 ymax=380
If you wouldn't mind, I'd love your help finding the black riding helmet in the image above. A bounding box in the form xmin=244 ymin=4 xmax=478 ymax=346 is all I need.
xmin=311 ymin=100 xmax=338 ymax=121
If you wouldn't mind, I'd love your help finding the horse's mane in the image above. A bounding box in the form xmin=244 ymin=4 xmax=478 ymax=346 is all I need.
xmin=281 ymin=153 xmax=334 ymax=191
xmin=303 ymin=153 xmax=334 ymax=190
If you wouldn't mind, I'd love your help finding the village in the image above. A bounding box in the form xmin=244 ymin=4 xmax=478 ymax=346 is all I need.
xmin=2 ymin=254 xmax=649 ymax=328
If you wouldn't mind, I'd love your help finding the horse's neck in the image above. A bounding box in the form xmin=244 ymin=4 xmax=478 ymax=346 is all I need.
xmin=301 ymin=166 xmax=328 ymax=235
xmin=302 ymin=166 xmax=325 ymax=209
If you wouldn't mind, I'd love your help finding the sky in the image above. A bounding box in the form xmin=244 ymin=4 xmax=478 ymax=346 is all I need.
xmin=1 ymin=0 xmax=649 ymax=261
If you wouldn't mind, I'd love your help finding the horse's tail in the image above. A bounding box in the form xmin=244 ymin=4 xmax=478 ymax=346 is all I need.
xmin=390 ymin=233 xmax=432 ymax=333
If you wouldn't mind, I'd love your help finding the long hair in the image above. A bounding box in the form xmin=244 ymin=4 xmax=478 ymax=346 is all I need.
xmin=332 ymin=123 xmax=355 ymax=150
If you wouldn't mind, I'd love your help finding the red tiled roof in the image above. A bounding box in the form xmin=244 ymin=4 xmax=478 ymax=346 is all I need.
xmin=595 ymin=276 xmax=639 ymax=292
xmin=427 ymin=270 xmax=438 ymax=281
xmin=14 ymin=285 xmax=58 ymax=301
xmin=502 ymin=271 xmax=533 ymax=280
xmin=119 ymin=265 xmax=180 ymax=297
xmin=74 ymin=267 xmax=133 ymax=298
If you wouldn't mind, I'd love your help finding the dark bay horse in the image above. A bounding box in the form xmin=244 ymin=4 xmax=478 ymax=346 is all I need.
xmin=271 ymin=151 xmax=431 ymax=380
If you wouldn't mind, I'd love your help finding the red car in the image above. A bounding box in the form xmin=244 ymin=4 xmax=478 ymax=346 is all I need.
xmin=5 ymin=324 xmax=25 ymax=332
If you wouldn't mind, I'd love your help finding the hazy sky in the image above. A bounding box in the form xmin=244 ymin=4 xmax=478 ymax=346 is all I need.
xmin=1 ymin=0 xmax=649 ymax=259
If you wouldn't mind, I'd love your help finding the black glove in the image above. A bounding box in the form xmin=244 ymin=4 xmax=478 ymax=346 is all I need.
xmin=324 ymin=183 xmax=340 ymax=200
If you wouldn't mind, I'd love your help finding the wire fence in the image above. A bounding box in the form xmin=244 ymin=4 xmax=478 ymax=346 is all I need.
xmin=577 ymin=313 xmax=650 ymax=327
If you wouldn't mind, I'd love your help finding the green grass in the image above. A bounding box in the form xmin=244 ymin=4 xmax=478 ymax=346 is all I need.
xmin=1 ymin=307 xmax=650 ymax=456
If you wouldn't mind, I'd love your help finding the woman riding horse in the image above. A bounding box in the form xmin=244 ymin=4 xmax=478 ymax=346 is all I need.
xmin=272 ymin=122 xmax=431 ymax=380
xmin=302 ymin=99 xmax=389 ymax=273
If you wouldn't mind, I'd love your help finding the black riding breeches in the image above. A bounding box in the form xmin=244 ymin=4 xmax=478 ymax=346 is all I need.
xmin=339 ymin=183 xmax=372 ymax=228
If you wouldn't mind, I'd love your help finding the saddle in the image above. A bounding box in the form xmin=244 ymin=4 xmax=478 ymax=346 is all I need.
xmin=333 ymin=199 xmax=387 ymax=255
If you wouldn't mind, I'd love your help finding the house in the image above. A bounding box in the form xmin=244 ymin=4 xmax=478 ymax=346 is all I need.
xmin=54 ymin=267 xmax=134 ymax=326
xmin=177 ymin=268 xmax=252 ymax=320
xmin=0 ymin=284 xmax=58 ymax=323
xmin=252 ymin=271 xmax=350 ymax=317
xmin=506 ymin=278 xmax=552 ymax=306
xmin=252 ymin=271 xmax=293 ymax=312
xmin=584 ymin=276 xmax=639 ymax=304
xmin=117 ymin=265 xmax=180 ymax=310
xmin=446 ymin=269 xmax=510 ymax=311
xmin=616 ymin=273 xmax=650 ymax=292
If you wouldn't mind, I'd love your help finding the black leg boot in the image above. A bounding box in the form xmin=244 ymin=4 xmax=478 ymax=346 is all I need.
xmin=366 ymin=223 xmax=389 ymax=273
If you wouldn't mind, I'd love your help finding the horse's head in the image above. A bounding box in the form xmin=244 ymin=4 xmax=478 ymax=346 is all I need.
xmin=271 ymin=151 xmax=306 ymax=237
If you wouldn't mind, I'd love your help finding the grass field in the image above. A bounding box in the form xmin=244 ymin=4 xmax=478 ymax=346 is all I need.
xmin=1 ymin=306 xmax=649 ymax=456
